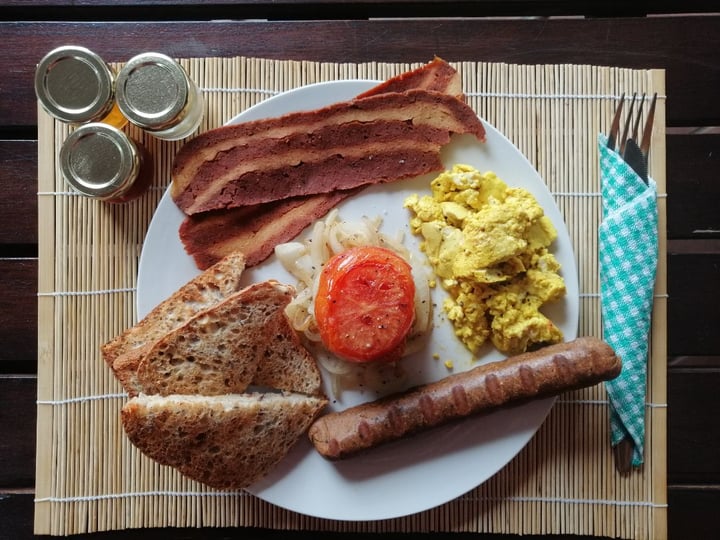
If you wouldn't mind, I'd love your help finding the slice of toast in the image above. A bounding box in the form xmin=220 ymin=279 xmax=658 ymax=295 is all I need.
xmin=114 ymin=280 xmax=324 ymax=397
xmin=101 ymin=251 xmax=247 ymax=369
xmin=111 ymin=277 xmax=324 ymax=397
xmin=121 ymin=392 xmax=327 ymax=490
xmin=251 ymin=296 xmax=324 ymax=396
xmin=132 ymin=281 xmax=294 ymax=396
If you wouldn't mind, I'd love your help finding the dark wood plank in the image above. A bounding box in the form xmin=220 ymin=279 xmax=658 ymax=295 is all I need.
xmin=0 ymin=376 xmax=36 ymax=487
xmin=2 ymin=16 xmax=719 ymax=129
xmin=0 ymin=0 xmax=712 ymax=9
xmin=0 ymin=140 xmax=37 ymax=247
xmin=668 ymin=253 xmax=720 ymax=356
xmin=0 ymin=0 xmax=714 ymax=20
xmin=0 ymin=492 xmax=35 ymax=540
xmin=668 ymin=486 xmax=720 ymax=540
xmin=668 ymin=369 xmax=720 ymax=484
xmin=0 ymin=259 xmax=37 ymax=373
xmin=667 ymin=134 xmax=720 ymax=240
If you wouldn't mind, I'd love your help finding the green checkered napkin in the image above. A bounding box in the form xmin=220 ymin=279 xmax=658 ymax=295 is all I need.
xmin=598 ymin=134 xmax=658 ymax=467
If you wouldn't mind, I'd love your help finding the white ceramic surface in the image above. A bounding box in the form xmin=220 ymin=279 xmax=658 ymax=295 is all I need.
xmin=136 ymin=80 xmax=579 ymax=521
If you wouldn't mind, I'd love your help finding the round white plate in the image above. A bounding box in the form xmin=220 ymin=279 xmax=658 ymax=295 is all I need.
xmin=137 ymin=80 xmax=579 ymax=521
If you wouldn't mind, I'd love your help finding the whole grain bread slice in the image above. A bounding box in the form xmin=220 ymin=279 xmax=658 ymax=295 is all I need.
xmin=113 ymin=279 xmax=324 ymax=397
xmin=132 ymin=280 xmax=293 ymax=396
xmin=121 ymin=392 xmax=327 ymax=489
xmin=101 ymin=250 xmax=247 ymax=370
xmin=251 ymin=300 xmax=324 ymax=396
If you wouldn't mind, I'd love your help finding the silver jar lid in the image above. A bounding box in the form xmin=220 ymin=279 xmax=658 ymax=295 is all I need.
xmin=115 ymin=52 xmax=190 ymax=131
xmin=35 ymin=46 xmax=115 ymax=123
xmin=59 ymin=123 xmax=140 ymax=199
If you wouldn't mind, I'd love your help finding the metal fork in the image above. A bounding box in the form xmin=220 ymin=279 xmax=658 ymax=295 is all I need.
xmin=606 ymin=91 xmax=658 ymax=474
xmin=607 ymin=92 xmax=658 ymax=183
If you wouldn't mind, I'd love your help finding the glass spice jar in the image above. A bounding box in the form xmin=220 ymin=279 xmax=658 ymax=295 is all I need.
xmin=59 ymin=123 xmax=153 ymax=203
xmin=34 ymin=46 xmax=127 ymax=128
xmin=115 ymin=52 xmax=204 ymax=141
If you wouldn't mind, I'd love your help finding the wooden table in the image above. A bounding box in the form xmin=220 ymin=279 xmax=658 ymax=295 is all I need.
xmin=1 ymin=3 xmax=718 ymax=539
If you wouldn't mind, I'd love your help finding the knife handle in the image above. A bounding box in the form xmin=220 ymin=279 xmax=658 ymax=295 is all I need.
xmin=613 ymin=437 xmax=635 ymax=474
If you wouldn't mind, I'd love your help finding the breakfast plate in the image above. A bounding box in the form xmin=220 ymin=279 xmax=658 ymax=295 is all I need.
xmin=137 ymin=80 xmax=579 ymax=521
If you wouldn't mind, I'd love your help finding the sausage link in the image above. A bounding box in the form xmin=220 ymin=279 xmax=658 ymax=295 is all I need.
xmin=308 ymin=336 xmax=621 ymax=459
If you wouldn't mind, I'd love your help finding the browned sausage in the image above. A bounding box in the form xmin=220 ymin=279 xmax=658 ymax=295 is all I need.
xmin=308 ymin=336 xmax=621 ymax=460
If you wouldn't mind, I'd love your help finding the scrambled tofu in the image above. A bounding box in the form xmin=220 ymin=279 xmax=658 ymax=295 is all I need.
xmin=404 ymin=164 xmax=566 ymax=356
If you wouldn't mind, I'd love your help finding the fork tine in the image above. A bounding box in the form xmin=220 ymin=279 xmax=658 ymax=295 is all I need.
xmin=619 ymin=92 xmax=637 ymax=155
xmin=631 ymin=92 xmax=646 ymax=141
xmin=607 ymin=92 xmax=625 ymax=151
xmin=640 ymin=92 xmax=657 ymax=156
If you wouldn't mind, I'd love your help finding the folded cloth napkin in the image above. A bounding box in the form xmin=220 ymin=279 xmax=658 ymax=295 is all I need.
xmin=598 ymin=134 xmax=658 ymax=468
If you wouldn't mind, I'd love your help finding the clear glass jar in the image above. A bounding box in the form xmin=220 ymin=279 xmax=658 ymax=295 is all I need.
xmin=59 ymin=123 xmax=152 ymax=203
xmin=34 ymin=46 xmax=127 ymax=128
xmin=115 ymin=52 xmax=204 ymax=140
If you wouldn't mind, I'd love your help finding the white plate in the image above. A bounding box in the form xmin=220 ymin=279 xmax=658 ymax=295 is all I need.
xmin=137 ymin=80 xmax=579 ymax=521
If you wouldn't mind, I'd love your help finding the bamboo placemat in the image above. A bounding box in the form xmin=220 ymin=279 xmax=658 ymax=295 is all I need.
xmin=35 ymin=57 xmax=667 ymax=538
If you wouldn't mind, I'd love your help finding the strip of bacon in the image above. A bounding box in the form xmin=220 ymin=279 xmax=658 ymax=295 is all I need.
xmin=179 ymin=189 xmax=360 ymax=270
xmin=172 ymin=89 xmax=485 ymax=215
xmin=176 ymin=59 xmax=479 ymax=270
xmin=355 ymin=57 xmax=462 ymax=99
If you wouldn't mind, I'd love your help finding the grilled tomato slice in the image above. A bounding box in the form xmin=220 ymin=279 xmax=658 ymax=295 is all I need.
xmin=314 ymin=246 xmax=416 ymax=363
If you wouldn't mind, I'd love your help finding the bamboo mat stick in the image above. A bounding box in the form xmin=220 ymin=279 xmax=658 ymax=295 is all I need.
xmin=35 ymin=104 xmax=57 ymax=533
xmin=648 ymin=67 xmax=669 ymax=540
xmin=34 ymin=57 xmax=667 ymax=539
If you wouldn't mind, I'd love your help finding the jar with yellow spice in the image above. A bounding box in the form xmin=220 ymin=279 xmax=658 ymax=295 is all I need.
xmin=34 ymin=46 xmax=127 ymax=128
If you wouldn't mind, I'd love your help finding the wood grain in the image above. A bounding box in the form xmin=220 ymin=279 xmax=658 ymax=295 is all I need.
xmin=667 ymin=134 xmax=720 ymax=239
xmin=0 ymin=260 xmax=37 ymax=373
xmin=668 ymin=254 xmax=720 ymax=356
xmin=1 ymin=0 xmax=716 ymax=22
xmin=2 ymin=17 xmax=720 ymax=129
xmin=668 ymin=487 xmax=720 ymax=540
xmin=0 ymin=376 xmax=36 ymax=487
xmin=0 ymin=140 xmax=37 ymax=247
xmin=668 ymin=369 xmax=720 ymax=484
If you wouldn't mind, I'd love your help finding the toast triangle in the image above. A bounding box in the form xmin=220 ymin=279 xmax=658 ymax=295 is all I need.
xmin=121 ymin=392 xmax=327 ymax=489
xmin=113 ymin=280 xmax=323 ymax=397
xmin=134 ymin=281 xmax=292 ymax=396
xmin=102 ymin=251 xmax=246 ymax=370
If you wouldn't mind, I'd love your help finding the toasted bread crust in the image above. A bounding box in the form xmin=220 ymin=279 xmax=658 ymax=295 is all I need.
xmin=101 ymin=251 xmax=246 ymax=370
xmin=122 ymin=393 xmax=327 ymax=489
xmin=252 ymin=303 xmax=323 ymax=396
xmin=112 ymin=281 xmax=324 ymax=398
xmin=134 ymin=281 xmax=292 ymax=396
